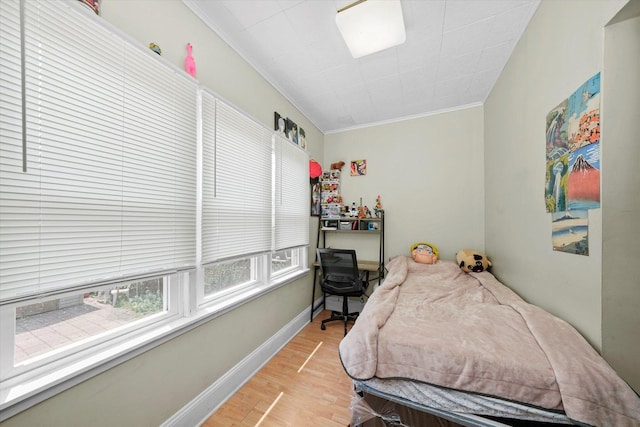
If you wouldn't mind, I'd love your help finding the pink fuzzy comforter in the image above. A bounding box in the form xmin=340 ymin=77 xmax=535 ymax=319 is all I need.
xmin=339 ymin=256 xmax=640 ymax=426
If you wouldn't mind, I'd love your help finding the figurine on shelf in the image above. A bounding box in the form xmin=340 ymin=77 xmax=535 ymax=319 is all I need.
xmin=364 ymin=206 xmax=372 ymax=218
xmin=374 ymin=195 xmax=383 ymax=217
xmin=350 ymin=202 xmax=357 ymax=217
xmin=357 ymin=206 xmax=366 ymax=219
xmin=149 ymin=42 xmax=162 ymax=55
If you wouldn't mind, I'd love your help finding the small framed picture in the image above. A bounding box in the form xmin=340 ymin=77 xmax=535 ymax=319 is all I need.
xmin=299 ymin=128 xmax=306 ymax=149
xmin=350 ymin=159 xmax=366 ymax=176
xmin=311 ymin=183 xmax=321 ymax=216
xmin=286 ymin=118 xmax=298 ymax=144
xmin=274 ymin=112 xmax=286 ymax=134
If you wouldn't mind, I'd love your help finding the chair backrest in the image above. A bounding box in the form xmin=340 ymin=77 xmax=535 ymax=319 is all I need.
xmin=316 ymin=248 xmax=364 ymax=295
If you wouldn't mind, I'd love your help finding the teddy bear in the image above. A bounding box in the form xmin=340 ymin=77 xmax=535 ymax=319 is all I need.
xmin=411 ymin=242 xmax=439 ymax=264
xmin=330 ymin=161 xmax=345 ymax=171
xmin=456 ymin=249 xmax=492 ymax=273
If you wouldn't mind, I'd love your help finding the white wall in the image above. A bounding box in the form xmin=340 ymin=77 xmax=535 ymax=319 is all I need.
xmin=324 ymin=106 xmax=485 ymax=263
xmin=484 ymin=0 xmax=628 ymax=350
xmin=602 ymin=3 xmax=640 ymax=391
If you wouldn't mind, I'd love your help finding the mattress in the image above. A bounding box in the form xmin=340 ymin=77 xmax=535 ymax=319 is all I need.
xmin=353 ymin=378 xmax=573 ymax=426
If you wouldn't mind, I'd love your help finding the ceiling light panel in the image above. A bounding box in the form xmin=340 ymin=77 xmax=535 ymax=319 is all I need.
xmin=336 ymin=0 xmax=406 ymax=58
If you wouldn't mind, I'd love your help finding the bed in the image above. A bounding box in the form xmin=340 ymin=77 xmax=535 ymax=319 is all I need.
xmin=339 ymin=256 xmax=640 ymax=426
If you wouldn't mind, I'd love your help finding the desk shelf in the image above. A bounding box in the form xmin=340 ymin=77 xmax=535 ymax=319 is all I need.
xmin=311 ymin=211 xmax=384 ymax=322
xmin=321 ymin=216 xmax=382 ymax=232
xmin=318 ymin=213 xmax=384 ymax=267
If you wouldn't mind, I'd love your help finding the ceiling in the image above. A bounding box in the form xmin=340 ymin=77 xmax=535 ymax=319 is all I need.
xmin=183 ymin=0 xmax=540 ymax=134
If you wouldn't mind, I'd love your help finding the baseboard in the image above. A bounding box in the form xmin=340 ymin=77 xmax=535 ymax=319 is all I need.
xmin=161 ymin=305 xmax=313 ymax=427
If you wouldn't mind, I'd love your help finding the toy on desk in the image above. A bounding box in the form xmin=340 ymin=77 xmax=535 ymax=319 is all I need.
xmin=411 ymin=242 xmax=439 ymax=264
xmin=331 ymin=161 xmax=345 ymax=171
xmin=374 ymin=195 xmax=383 ymax=217
xmin=185 ymin=43 xmax=196 ymax=77
xmin=349 ymin=202 xmax=357 ymax=217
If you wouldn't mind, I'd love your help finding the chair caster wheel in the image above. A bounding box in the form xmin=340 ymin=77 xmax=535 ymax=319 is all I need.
xmin=321 ymin=324 xmax=326 ymax=330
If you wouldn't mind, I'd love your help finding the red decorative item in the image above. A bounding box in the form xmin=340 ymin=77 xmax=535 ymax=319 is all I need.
xmin=309 ymin=160 xmax=322 ymax=178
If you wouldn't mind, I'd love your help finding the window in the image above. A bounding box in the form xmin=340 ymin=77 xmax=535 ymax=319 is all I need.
xmin=14 ymin=278 xmax=168 ymax=365
xmin=1 ymin=273 xmax=180 ymax=388
xmin=204 ymin=258 xmax=255 ymax=298
xmin=0 ymin=0 xmax=309 ymax=416
xmin=0 ymin=0 xmax=197 ymax=304
xmin=271 ymin=249 xmax=302 ymax=277
xmin=201 ymin=248 xmax=308 ymax=304
xmin=272 ymin=250 xmax=294 ymax=273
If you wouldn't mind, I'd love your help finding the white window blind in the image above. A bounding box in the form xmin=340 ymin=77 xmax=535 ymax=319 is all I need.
xmin=274 ymin=134 xmax=309 ymax=250
xmin=0 ymin=0 xmax=197 ymax=301
xmin=0 ymin=1 xmax=34 ymax=298
xmin=201 ymin=94 xmax=272 ymax=264
xmin=120 ymin=42 xmax=197 ymax=276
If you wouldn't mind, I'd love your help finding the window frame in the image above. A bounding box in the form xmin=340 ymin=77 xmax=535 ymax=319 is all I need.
xmin=270 ymin=247 xmax=304 ymax=279
xmin=200 ymin=255 xmax=261 ymax=305
xmin=0 ymin=273 xmax=182 ymax=384
xmin=197 ymin=247 xmax=308 ymax=311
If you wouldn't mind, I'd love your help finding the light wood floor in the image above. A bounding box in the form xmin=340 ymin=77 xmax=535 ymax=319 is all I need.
xmin=203 ymin=311 xmax=354 ymax=426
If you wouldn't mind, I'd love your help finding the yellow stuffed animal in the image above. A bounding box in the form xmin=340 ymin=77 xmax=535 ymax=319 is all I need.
xmin=411 ymin=242 xmax=439 ymax=264
xmin=456 ymin=249 xmax=492 ymax=273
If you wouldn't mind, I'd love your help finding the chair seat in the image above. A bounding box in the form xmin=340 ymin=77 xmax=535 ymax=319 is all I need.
xmin=321 ymin=278 xmax=364 ymax=296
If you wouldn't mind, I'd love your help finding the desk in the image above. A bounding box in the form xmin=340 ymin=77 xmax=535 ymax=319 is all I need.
xmin=310 ymin=259 xmax=381 ymax=322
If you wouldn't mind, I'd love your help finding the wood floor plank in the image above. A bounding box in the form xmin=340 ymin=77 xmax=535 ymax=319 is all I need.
xmin=205 ymin=311 xmax=354 ymax=426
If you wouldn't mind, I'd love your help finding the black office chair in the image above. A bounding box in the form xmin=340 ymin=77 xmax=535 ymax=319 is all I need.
xmin=316 ymin=248 xmax=369 ymax=336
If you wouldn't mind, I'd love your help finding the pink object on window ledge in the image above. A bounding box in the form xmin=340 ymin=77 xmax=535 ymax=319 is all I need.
xmin=185 ymin=43 xmax=196 ymax=77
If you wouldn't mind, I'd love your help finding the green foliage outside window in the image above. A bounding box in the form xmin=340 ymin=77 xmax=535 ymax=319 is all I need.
xmin=115 ymin=279 xmax=164 ymax=315
xmin=205 ymin=259 xmax=252 ymax=295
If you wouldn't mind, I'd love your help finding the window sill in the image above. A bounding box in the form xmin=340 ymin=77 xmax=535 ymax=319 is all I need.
xmin=0 ymin=268 xmax=309 ymax=422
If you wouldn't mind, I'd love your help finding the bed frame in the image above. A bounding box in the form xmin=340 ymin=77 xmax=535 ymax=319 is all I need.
xmin=352 ymin=382 xmax=571 ymax=427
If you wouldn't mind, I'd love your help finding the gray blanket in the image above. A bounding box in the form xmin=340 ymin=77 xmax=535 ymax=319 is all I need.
xmin=339 ymin=256 xmax=640 ymax=426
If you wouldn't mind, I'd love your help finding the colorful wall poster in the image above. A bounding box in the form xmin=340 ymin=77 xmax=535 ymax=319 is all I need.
xmin=552 ymin=210 xmax=589 ymax=256
xmin=546 ymin=99 xmax=569 ymax=160
xmin=545 ymin=154 xmax=569 ymax=213
xmin=566 ymin=73 xmax=601 ymax=210
xmin=545 ymin=73 xmax=600 ymax=213
xmin=567 ymin=142 xmax=600 ymax=210
xmin=545 ymin=99 xmax=569 ymax=213
xmin=546 ymin=73 xmax=600 ymax=256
